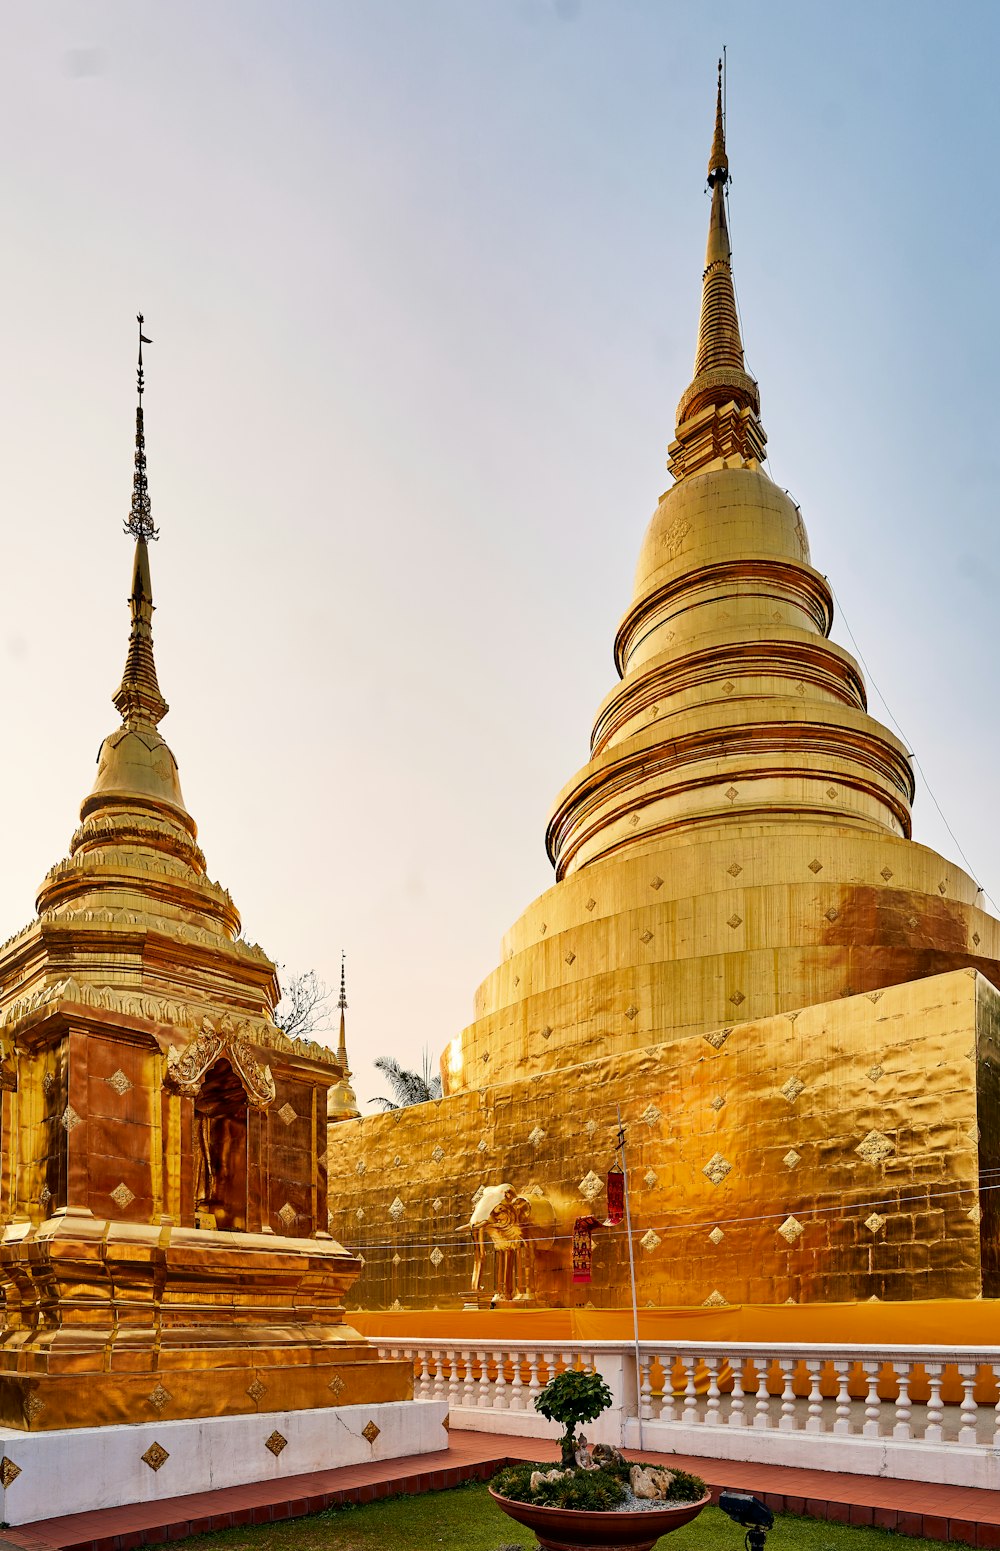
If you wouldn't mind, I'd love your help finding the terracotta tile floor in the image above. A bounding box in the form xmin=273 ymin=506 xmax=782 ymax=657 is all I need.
xmin=4 ymin=1430 xmax=999 ymax=1551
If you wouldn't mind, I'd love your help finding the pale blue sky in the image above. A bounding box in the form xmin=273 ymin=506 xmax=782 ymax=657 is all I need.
xmin=1 ymin=2 xmax=998 ymax=1101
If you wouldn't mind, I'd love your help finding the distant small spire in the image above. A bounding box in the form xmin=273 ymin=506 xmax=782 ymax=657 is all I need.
xmin=125 ymin=314 xmax=158 ymax=543
xmin=327 ymin=950 xmax=360 ymax=1124
xmin=338 ymin=951 xmax=348 ymax=1013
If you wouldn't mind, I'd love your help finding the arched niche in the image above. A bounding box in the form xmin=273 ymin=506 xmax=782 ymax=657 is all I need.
xmin=193 ymin=1055 xmax=248 ymax=1231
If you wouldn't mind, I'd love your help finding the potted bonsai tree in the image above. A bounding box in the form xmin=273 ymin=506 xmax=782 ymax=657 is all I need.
xmin=537 ymin=1367 xmax=614 ymax=1468
xmin=489 ymin=1367 xmax=709 ymax=1551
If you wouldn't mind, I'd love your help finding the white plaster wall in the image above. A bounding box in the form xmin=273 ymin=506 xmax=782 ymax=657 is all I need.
xmin=0 ymin=1399 xmax=448 ymax=1526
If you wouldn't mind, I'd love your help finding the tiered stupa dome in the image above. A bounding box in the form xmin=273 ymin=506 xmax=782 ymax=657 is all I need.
xmin=444 ymin=70 xmax=999 ymax=1091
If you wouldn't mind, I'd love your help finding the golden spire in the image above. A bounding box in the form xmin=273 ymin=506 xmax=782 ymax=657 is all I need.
xmin=114 ymin=317 xmax=168 ymax=732
xmin=668 ymin=63 xmax=766 ymax=481
xmin=327 ymin=952 xmax=360 ymax=1123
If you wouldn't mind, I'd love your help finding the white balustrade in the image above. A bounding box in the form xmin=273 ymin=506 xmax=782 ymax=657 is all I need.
xmin=374 ymin=1336 xmax=1000 ymax=1487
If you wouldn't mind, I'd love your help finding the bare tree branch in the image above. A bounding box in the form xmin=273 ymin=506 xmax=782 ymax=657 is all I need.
xmin=275 ymin=968 xmax=333 ymax=1041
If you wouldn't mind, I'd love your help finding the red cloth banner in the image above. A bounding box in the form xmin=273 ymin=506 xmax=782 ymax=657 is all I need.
xmin=604 ymin=1166 xmax=625 ymax=1226
xmin=573 ymin=1215 xmax=601 ymax=1282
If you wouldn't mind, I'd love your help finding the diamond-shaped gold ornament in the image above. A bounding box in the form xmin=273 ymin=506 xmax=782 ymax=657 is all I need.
xmin=388 ymin=1196 xmax=405 ymax=1221
xmin=808 ymin=859 xmax=823 ymax=874
xmin=865 ymin=1213 xmax=886 ymax=1235
xmin=867 ymin=1064 xmax=884 ymax=1083
xmin=641 ymin=1102 xmax=661 ymax=1127
xmin=783 ymin=1149 xmax=801 ymax=1170
xmin=329 ymin=1374 xmax=346 ymax=1400
xmin=528 ymin=1126 xmax=546 ymax=1147
xmin=148 ymin=1382 xmax=173 ymax=1412
xmin=362 ymin=1420 xmax=381 ymax=1444
xmin=778 ymin=1215 xmax=804 ymax=1244
xmin=431 ymin=1145 xmax=445 ymax=1163
xmin=643 ymin=1168 xmax=658 ymax=1188
xmin=855 ymin=1129 xmax=895 ymax=1165
xmin=709 ymin=1094 xmax=725 ymax=1112
xmin=277 ymin=1202 xmax=297 ymax=1229
xmin=61 ymin=1105 xmax=82 ymax=1132
xmin=780 ymin=1075 xmax=805 ymax=1104
xmin=640 ymin=1229 xmax=660 ymax=1252
xmin=107 ymin=1069 xmax=132 ymax=1096
xmin=0 ymin=1456 xmax=21 ymax=1487
xmin=578 ymin=1171 xmax=603 ymax=1201
xmin=265 ymin=1430 xmax=287 ymax=1456
xmin=708 ymin=1226 xmax=724 ymax=1245
xmin=704 ymin=1027 xmax=731 ymax=1050
xmin=429 ymin=1247 xmax=444 ymax=1266
xmin=247 ymin=1377 xmax=267 ymax=1403
xmin=278 ymin=1102 xmax=297 ymax=1126
xmin=142 ymin=1442 xmax=169 ymax=1472
xmin=702 ymin=1152 xmax=732 ymax=1186
xmin=703 ymin=1289 xmax=728 ymax=1307
xmin=111 ymin=1182 xmax=135 ymax=1210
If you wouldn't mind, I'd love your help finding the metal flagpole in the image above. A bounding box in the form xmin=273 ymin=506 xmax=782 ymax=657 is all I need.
xmin=616 ymin=1103 xmax=643 ymax=1452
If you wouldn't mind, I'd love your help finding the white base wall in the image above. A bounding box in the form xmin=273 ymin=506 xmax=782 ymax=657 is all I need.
xmin=0 ymin=1399 xmax=449 ymax=1527
xmin=622 ymin=1419 xmax=1000 ymax=1491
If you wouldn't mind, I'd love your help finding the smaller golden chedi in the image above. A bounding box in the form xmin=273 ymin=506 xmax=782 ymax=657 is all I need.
xmin=0 ymin=322 xmax=409 ymax=1430
xmin=327 ymin=956 xmax=361 ymax=1126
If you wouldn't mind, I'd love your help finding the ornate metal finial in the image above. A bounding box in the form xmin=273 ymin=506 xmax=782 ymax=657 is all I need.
xmin=708 ymin=55 xmax=729 ymax=187
xmin=125 ymin=314 xmax=159 ymax=542
xmin=338 ymin=952 xmax=347 ymax=1012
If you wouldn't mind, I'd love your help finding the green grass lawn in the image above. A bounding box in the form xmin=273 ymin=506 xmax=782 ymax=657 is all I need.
xmin=150 ymin=1481 xmax=958 ymax=1551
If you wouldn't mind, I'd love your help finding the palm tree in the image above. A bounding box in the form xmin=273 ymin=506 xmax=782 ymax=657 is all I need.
xmin=369 ymin=1048 xmax=442 ymax=1110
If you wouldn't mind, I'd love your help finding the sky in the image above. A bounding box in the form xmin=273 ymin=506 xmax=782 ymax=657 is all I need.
xmin=1 ymin=1 xmax=999 ymax=1107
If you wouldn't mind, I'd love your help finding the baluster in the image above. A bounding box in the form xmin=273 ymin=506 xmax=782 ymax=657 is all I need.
xmin=752 ymin=1360 xmax=771 ymax=1430
xmin=447 ymin=1348 xmax=461 ymax=1411
xmin=509 ymin=1349 xmax=524 ymax=1411
xmin=493 ymin=1349 xmax=509 ymax=1409
xmin=704 ymin=1359 xmax=721 ymax=1427
xmin=681 ymin=1358 xmax=699 ymax=1425
xmin=542 ymin=1350 xmax=556 ymax=1389
xmin=640 ymin=1354 xmax=655 ymax=1422
xmin=462 ymin=1347 xmax=476 ymax=1409
xmin=478 ymin=1348 xmax=493 ymax=1408
xmin=660 ymin=1352 xmax=675 ymax=1420
xmin=561 ymin=1348 xmax=577 ymax=1377
xmin=957 ymin=1362 xmax=979 ymax=1446
xmin=805 ymin=1361 xmax=824 ymax=1435
xmin=432 ymin=1350 xmax=447 ymax=1404
xmin=832 ymin=1360 xmax=852 ymax=1436
xmin=924 ymin=1363 xmax=944 ymax=1444
xmin=892 ymin=1361 xmax=913 ymax=1441
xmin=413 ymin=1348 xmax=428 ymax=1398
xmin=728 ymin=1356 xmax=746 ymax=1427
xmin=778 ymin=1358 xmax=797 ymax=1432
xmin=861 ymin=1361 xmax=881 ymax=1439
xmin=526 ymin=1351 xmax=541 ymax=1408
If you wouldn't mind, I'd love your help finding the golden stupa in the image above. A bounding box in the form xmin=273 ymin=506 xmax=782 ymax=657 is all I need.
xmin=0 ymin=327 xmax=409 ymax=1430
xmin=328 ymin=75 xmax=1000 ymax=1313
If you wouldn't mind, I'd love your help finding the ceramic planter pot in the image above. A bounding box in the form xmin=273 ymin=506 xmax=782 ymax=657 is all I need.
xmin=488 ymin=1487 xmax=710 ymax=1551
